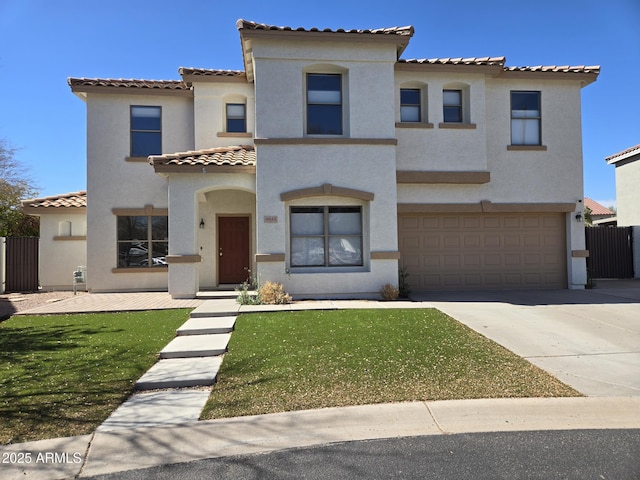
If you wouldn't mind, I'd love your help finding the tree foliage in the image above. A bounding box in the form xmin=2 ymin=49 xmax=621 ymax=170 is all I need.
xmin=0 ymin=139 xmax=39 ymax=237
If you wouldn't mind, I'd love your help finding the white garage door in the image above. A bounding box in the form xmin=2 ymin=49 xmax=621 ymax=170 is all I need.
xmin=398 ymin=212 xmax=567 ymax=290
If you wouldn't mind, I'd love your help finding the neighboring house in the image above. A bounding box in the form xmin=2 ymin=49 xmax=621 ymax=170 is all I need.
xmin=21 ymin=191 xmax=87 ymax=290
xmin=606 ymin=145 xmax=640 ymax=227
xmin=54 ymin=19 xmax=597 ymax=298
xmin=584 ymin=197 xmax=616 ymax=226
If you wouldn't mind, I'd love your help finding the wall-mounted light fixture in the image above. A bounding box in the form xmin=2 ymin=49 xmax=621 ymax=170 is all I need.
xmin=575 ymin=213 xmax=583 ymax=222
xmin=199 ymin=218 xmax=205 ymax=229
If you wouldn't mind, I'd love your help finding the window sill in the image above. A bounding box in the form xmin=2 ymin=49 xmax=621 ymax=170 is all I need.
xmin=507 ymin=145 xmax=548 ymax=151
xmin=125 ymin=156 xmax=150 ymax=163
xmin=288 ymin=266 xmax=368 ymax=274
xmin=111 ymin=267 xmax=168 ymax=274
xmin=395 ymin=122 xmax=434 ymax=129
xmin=438 ymin=123 xmax=477 ymax=130
xmin=217 ymin=132 xmax=253 ymax=138
xmin=53 ymin=236 xmax=86 ymax=241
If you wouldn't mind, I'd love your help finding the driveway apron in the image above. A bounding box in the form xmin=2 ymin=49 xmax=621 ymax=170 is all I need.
xmin=414 ymin=286 xmax=640 ymax=396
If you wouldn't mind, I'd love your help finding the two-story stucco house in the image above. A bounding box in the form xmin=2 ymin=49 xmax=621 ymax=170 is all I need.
xmin=37 ymin=19 xmax=599 ymax=298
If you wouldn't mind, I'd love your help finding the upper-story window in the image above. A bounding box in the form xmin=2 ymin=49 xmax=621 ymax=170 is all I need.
xmin=130 ymin=106 xmax=161 ymax=156
xmin=443 ymin=90 xmax=462 ymax=123
xmin=306 ymin=73 xmax=342 ymax=135
xmin=226 ymin=103 xmax=246 ymax=133
xmin=400 ymin=89 xmax=421 ymax=122
xmin=511 ymin=91 xmax=541 ymax=146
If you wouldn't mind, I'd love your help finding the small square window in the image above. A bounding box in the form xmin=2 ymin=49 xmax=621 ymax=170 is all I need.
xmin=226 ymin=103 xmax=246 ymax=133
xmin=443 ymin=90 xmax=462 ymax=123
xmin=400 ymin=89 xmax=421 ymax=122
xmin=307 ymin=74 xmax=342 ymax=135
xmin=131 ymin=106 xmax=161 ymax=156
xmin=511 ymin=91 xmax=541 ymax=146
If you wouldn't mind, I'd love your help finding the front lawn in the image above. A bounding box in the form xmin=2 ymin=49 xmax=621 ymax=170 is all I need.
xmin=0 ymin=310 xmax=189 ymax=444
xmin=201 ymin=309 xmax=579 ymax=419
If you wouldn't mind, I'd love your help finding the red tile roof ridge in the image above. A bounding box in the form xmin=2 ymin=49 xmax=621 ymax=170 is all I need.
xmin=584 ymin=197 xmax=614 ymax=216
xmin=605 ymin=144 xmax=640 ymax=162
xmin=236 ymin=19 xmax=414 ymax=36
xmin=399 ymin=56 xmax=506 ymax=66
xmin=178 ymin=67 xmax=245 ymax=76
xmin=22 ymin=191 xmax=87 ymax=208
xmin=67 ymin=77 xmax=188 ymax=89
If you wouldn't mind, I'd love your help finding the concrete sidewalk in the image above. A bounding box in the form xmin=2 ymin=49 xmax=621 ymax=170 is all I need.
xmin=2 ymin=397 xmax=639 ymax=480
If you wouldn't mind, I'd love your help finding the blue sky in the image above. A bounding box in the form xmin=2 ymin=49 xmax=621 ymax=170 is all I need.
xmin=1 ymin=0 xmax=638 ymax=209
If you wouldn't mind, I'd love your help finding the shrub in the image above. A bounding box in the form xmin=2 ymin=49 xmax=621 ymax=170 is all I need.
xmin=379 ymin=283 xmax=399 ymax=301
xmin=258 ymin=281 xmax=292 ymax=305
xmin=236 ymin=281 xmax=262 ymax=305
xmin=398 ymin=267 xmax=411 ymax=298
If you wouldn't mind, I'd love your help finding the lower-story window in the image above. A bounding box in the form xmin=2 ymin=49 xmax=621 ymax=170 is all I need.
xmin=117 ymin=215 xmax=168 ymax=267
xmin=290 ymin=206 xmax=362 ymax=267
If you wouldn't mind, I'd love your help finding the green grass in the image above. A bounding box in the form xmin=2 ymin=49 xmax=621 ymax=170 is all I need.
xmin=0 ymin=310 xmax=190 ymax=444
xmin=201 ymin=309 xmax=580 ymax=419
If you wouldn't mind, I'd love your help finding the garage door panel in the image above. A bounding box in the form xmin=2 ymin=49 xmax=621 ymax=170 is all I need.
xmin=399 ymin=212 xmax=567 ymax=291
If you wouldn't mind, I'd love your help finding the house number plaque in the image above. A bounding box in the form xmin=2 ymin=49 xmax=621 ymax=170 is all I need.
xmin=263 ymin=215 xmax=278 ymax=223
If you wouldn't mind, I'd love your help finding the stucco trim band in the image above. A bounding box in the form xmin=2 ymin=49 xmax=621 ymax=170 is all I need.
xmin=396 ymin=171 xmax=490 ymax=184
xmin=112 ymin=206 xmax=169 ymax=216
xmin=165 ymin=255 xmax=202 ymax=264
xmin=571 ymin=250 xmax=590 ymax=258
xmin=398 ymin=201 xmax=576 ymax=214
xmin=22 ymin=207 xmax=87 ymax=215
xmin=371 ymin=251 xmax=401 ymax=260
xmin=254 ymin=138 xmax=397 ymax=146
xmin=281 ymin=184 xmax=375 ymax=202
xmin=255 ymin=253 xmax=286 ymax=262
xmin=395 ymin=122 xmax=434 ymax=129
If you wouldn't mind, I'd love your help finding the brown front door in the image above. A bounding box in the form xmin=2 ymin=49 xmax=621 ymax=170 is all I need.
xmin=218 ymin=216 xmax=250 ymax=284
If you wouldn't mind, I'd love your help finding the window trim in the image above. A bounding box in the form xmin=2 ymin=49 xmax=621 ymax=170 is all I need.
xmin=510 ymin=90 xmax=542 ymax=146
xmin=130 ymin=105 xmax=162 ymax=157
xmin=116 ymin=214 xmax=168 ymax=269
xmin=306 ymin=73 xmax=343 ymax=136
xmin=290 ymin=206 xmax=363 ymax=268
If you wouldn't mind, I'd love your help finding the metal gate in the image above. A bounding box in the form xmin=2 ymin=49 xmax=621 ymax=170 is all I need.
xmin=5 ymin=237 xmax=39 ymax=292
xmin=585 ymin=227 xmax=634 ymax=278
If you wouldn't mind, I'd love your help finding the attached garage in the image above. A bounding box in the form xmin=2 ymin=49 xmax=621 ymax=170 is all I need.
xmin=398 ymin=212 xmax=567 ymax=291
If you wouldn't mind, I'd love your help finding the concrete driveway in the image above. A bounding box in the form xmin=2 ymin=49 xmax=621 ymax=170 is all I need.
xmin=413 ymin=281 xmax=640 ymax=397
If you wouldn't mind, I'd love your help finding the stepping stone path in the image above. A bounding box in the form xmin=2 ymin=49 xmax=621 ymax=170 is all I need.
xmin=99 ymin=293 xmax=240 ymax=431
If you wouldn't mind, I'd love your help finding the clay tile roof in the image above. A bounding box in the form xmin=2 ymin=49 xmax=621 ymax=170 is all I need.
xmin=399 ymin=56 xmax=506 ymax=66
xmin=149 ymin=146 xmax=256 ymax=167
xmin=605 ymin=144 xmax=640 ymax=163
xmin=236 ymin=19 xmax=414 ymax=37
xmin=67 ymin=77 xmax=189 ymax=91
xmin=584 ymin=198 xmax=614 ymax=216
xmin=178 ymin=67 xmax=246 ymax=77
xmin=22 ymin=191 xmax=87 ymax=210
xmin=504 ymin=65 xmax=600 ymax=74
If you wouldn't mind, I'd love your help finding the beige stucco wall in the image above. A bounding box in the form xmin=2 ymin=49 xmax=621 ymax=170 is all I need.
xmin=614 ymin=159 xmax=640 ymax=226
xmin=193 ymin=82 xmax=255 ymax=149
xmin=37 ymin=213 xmax=87 ymax=290
xmin=85 ymin=92 xmax=193 ymax=292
